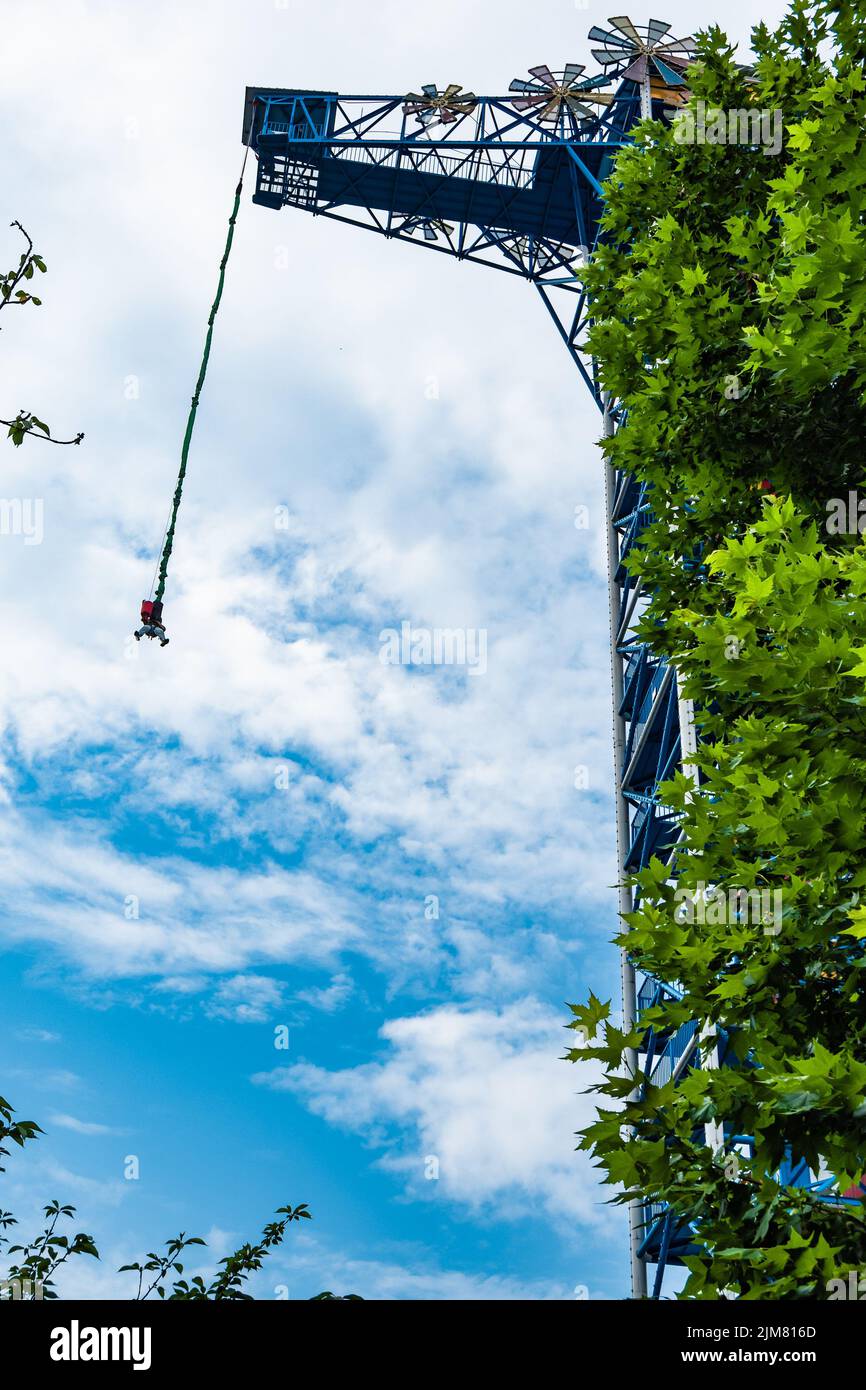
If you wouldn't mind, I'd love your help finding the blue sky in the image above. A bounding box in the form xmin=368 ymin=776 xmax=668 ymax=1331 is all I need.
xmin=0 ymin=0 xmax=784 ymax=1299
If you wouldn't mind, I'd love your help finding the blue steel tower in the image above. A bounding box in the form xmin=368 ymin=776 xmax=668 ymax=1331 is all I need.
xmin=241 ymin=18 xmax=712 ymax=1299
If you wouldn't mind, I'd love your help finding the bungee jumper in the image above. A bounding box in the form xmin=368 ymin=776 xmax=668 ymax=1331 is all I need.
xmin=134 ymin=114 xmax=255 ymax=649
xmin=134 ymin=599 xmax=169 ymax=646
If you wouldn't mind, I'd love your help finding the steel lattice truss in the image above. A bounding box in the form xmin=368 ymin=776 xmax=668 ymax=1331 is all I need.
xmin=242 ymin=19 xmax=856 ymax=1297
xmin=242 ymin=79 xmax=636 ymax=399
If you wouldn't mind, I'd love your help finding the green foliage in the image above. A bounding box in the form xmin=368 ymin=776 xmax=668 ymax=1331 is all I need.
xmin=120 ymin=1206 xmax=315 ymax=1300
xmin=0 ymin=1093 xmax=42 ymax=1171
xmin=1 ymin=221 xmax=83 ymax=447
xmin=0 ymin=228 xmax=45 ymax=310
xmin=567 ymin=0 xmax=866 ymax=1297
xmin=1 ymin=1098 xmax=359 ymax=1300
xmin=119 ymin=1233 xmax=208 ymax=1301
xmin=2 ymin=1201 xmax=98 ymax=1300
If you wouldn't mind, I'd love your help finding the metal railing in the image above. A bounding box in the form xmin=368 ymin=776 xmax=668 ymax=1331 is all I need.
xmin=325 ymin=140 xmax=536 ymax=189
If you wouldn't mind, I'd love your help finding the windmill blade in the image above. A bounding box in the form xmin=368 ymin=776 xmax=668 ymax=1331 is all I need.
xmin=508 ymin=235 xmax=572 ymax=272
xmin=592 ymin=47 xmax=638 ymax=65
xmin=528 ymin=63 xmax=557 ymax=86
xmin=572 ymin=70 xmax=615 ymax=89
xmin=442 ymin=83 xmax=463 ymax=101
xmin=563 ymin=95 xmax=590 ymax=118
xmin=578 ymin=90 xmax=616 ymax=106
xmin=621 ymin=55 xmax=650 ymax=82
xmin=562 ymin=62 xmax=586 ymax=85
xmin=646 ymin=18 xmax=672 ymax=45
xmin=656 ymin=35 xmax=697 ymax=55
xmin=564 ymin=95 xmax=601 ymax=120
xmin=538 ymin=95 xmax=563 ymax=121
xmin=564 ymin=86 xmax=616 ymax=108
xmin=542 ymin=243 xmax=573 ymax=270
xmin=446 ymin=91 xmax=478 ymax=111
xmin=402 ymin=216 xmax=454 ymax=242
xmin=652 ymin=57 xmax=688 ymax=85
xmin=608 ymin=15 xmax=644 ymax=47
xmin=509 ymin=78 xmax=543 ymax=93
xmin=588 ymin=24 xmax=635 ymax=50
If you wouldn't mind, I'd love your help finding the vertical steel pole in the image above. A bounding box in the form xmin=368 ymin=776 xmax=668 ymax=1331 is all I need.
xmin=676 ymin=683 xmax=699 ymax=791
xmin=640 ymin=71 xmax=653 ymax=121
xmin=676 ymin=677 xmax=725 ymax=1153
xmin=602 ymin=394 xmax=647 ymax=1299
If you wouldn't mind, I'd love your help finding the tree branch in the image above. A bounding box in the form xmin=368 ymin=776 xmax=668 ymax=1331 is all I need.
xmin=1 ymin=413 xmax=84 ymax=447
xmin=1 ymin=223 xmax=84 ymax=447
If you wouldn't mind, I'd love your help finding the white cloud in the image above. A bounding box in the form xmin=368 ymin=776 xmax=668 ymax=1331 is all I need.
xmin=6 ymin=1067 xmax=82 ymax=1092
xmin=254 ymin=998 xmax=617 ymax=1228
xmin=0 ymin=809 xmax=365 ymax=979
xmin=265 ymin=1233 xmax=580 ymax=1301
xmin=14 ymin=1157 xmax=129 ymax=1211
xmin=296 ymin=972 xmax=353 ymax=1013
xmin=16 ymin=1027 xmax=61 ymax=1044
xmin=205 ymin=973 xmax=284 ymax=1023
xmin=0 ymin=3 xmax=630 ymax=1021
xmin=49 ymin=1114 xmax=122 ymax=1137
xmin=52 ymin=1225 xmax=583 ymax=1302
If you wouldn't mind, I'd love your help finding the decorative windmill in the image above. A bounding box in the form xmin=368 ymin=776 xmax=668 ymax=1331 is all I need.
xmin=400 ymin=216 xmax=454 ymax=242
xmin=507 ymin=236 xmax=578 ymax=273
xmin=589 ymin=17 xmax=697 ymax=117
xmin=509 ymin=63 xmax=614 ymax=126
xmin=403 ymin=84 xmax=477 ymax=130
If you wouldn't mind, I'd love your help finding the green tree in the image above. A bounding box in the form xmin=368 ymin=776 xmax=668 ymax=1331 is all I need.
xmin=567 ymin=0 xmax=866 ymax=1298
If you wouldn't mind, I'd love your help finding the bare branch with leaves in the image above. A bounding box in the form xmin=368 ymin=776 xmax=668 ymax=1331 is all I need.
xmin=1 ymin=222 xmax=84 ymax=447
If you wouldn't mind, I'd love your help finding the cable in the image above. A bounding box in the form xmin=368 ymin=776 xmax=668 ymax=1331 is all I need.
xmin=150 ymin=116 xmax=255 ymax=606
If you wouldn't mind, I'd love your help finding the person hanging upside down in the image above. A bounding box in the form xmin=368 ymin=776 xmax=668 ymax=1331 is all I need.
xmin=134 ymin=598 xmax=169 ymax=647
